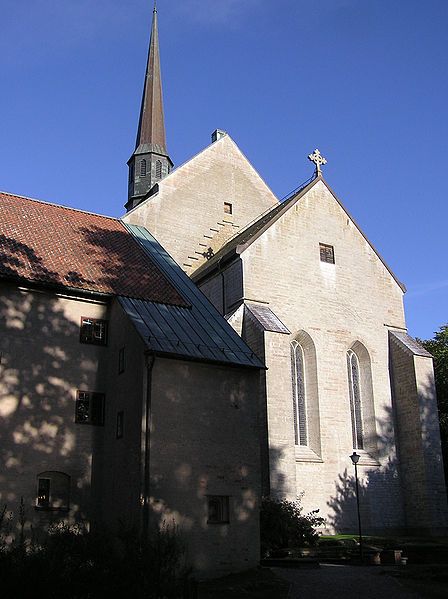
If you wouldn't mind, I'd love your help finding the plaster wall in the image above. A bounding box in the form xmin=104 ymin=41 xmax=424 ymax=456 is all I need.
xmin=0 ymin=282 xmax=109 ymax=534
xmin=148 ymin=357 xmax=261 ymax=577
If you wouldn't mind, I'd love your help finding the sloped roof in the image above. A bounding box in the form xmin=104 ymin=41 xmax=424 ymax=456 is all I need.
xmin=123 ymin=224 xmax=264 ymax=369
xmin=0 ymin=191 xmax=187 ymax=306
xmin=245 ymin=303 xmax=290 ymax=334
xmin=389 ymin=330 xmax=433 ymax=358
xmin=192 ymin=176 xmax=406 ymax=292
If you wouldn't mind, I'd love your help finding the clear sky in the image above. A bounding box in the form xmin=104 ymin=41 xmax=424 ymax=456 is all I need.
xmin=1 ymin=0 xmax=447 ymax=339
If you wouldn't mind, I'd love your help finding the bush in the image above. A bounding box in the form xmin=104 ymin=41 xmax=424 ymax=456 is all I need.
xmin=260 ymin=495 xmax=325 ymax=556
xmin=0 ymin=514 xmax=190 ymax=599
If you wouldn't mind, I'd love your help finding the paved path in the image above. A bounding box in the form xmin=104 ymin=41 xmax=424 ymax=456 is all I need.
xmin=275 ymin=564 xmax=422 ymax=599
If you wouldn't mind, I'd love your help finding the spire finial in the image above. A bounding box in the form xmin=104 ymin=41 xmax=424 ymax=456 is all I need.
xmin=308 ymin=148 xmax=327 ymax=177
xmin=153 ymin=0 xmax=157 ymax=13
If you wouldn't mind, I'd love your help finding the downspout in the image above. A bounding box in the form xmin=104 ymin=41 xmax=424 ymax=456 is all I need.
xmin=142 ymin=351 xmax=156 ymax=544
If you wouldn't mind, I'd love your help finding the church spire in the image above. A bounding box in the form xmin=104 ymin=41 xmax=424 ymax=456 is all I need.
xmin=126 ymin=2 xmax=173 ymax=212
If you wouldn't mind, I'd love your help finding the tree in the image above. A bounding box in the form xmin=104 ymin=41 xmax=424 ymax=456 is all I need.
xmin=419 ymin=324 xmax=448 ymax=483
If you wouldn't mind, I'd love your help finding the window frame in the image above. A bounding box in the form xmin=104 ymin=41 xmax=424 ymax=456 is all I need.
xmin=347 ymin=349 xmax=364 ymax=450
xmin=36 ymin=471 xmax=70 ymax=511
xmin=291 ymin=340 xmax=308 ymax=447
xmin=319 ymin=243 xmax=335 ymax=264
xmin=207 ymin=495 xmax=230 ymax=524
xmin=224 ymin=202 xmax=233 ymax=215
xmin=79 ymin=317 xmax=108 ymax=346
xmin=116 ymin=411 xmax=124 ymax=439
xmin=75 ymin=390 xmax=105 ymax=426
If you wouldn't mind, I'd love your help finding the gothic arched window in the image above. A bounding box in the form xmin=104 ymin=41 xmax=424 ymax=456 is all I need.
xmin=140 ymin=159 xmax=147 ymax=177
xmin=347 ymin=349 xmax=364 ymax=449
xmin=291 ymin=340 xmax=308 ymax=446
xmin=155 ymin=160 xmax=162 ymax=179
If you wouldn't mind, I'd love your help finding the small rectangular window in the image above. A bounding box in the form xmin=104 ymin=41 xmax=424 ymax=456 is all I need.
xmin=80 ymin=317 xmax=108 ymax=346
xmin=224 ymin=202 xmax=233 ymax=215
xmin=116 ymin=411 xmax=124 ymax=439
xmin=118 ymin=347 xmax=125 ymax=374
xmin=75 ymin=391 xmax=105 ymax=426
xmin=319 ymin=243 xmax=335 ymax=264
xmin=207 ymin=495 xmax=230 ymax=524
xmin=37 ymin=478 xmax=51 ymax=508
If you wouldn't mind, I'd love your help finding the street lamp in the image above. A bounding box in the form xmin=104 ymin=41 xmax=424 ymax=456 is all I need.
xmin=350 ymin=451 xmax=364 ymax=563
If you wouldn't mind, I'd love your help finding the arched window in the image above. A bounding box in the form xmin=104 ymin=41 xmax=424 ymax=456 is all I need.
xmin=346 ymin=342 xmax=377 ymax=455
xmin=155 ymin=160 xmax=162 ymax=179
xmin=291 ymin=340 xmax=307 ymax=446
xmin=140 ymin=159 xmax=147 ymax=177
xmin=36 ymin=471 xmax=70 ymax=510
xmin=347 ymin=349 xmax=364 ymax=449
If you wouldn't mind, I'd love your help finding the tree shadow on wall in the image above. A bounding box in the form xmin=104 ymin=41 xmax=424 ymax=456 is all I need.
xmin=327 ymin=386 xmax=448 ymax=535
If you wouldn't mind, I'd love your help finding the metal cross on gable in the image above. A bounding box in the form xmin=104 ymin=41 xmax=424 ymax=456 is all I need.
xmin=308 ymin=148 xmax=327 ymax=176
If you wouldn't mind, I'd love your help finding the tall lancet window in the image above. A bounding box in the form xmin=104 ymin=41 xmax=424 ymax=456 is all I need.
xmin=140 ymin=159 xmax=147 ymax=177
xmin=347 ymin=349 xmax=364 ymax=449
xmin=155 ymin=160 xmax=162 ymax=179
xmin=291 ymin=340 xmax=307 ymax=446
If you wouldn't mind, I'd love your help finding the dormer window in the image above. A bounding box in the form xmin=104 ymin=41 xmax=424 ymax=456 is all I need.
xmin=140 ymin=159 xmax=147 ymax=177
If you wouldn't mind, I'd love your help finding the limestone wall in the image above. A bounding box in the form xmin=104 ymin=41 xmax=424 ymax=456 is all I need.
xmin=123 ymin=135 xmax=278 ymax=274
xmin=390 ymin=339 xmax=448 ymax=533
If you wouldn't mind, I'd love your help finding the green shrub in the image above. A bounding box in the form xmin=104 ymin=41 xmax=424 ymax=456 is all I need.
xmin=260 ymin=495 xmax=325 ymax=556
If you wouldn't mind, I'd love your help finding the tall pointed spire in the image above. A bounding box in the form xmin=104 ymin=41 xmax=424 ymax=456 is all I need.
xmin=126 ymin=2 xmax=173 ymax=212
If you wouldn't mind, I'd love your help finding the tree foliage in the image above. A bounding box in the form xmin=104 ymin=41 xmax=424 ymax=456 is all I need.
xmin=419 ymin=324 xmax=448 ymax=481
xmin=260 ymin=495 xmax=325 ymax=556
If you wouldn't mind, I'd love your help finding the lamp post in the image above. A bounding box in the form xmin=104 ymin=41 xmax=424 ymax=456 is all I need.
xmin=350 ymin=451 xmax=364 ymax=563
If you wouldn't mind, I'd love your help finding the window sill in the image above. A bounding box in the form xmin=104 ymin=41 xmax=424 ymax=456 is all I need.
xmin=295 ymin=446 xmax=323 ymax=463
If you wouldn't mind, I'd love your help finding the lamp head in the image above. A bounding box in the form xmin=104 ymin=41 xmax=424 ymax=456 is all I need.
xmin=350 ymin=452 xmax=360 ymax=465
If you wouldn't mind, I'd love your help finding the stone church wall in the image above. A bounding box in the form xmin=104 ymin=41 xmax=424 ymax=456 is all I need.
xmin=148 ymin=357 xmax=261 ymax=577
xmin=123 ymin=135 xmax=278 ymax=274
xmin=389 ymin=339 xmax=448 ymax=533
xmin=238 ymin=180 xmax=408 ymax=532
xmin=0 ymin=282 xmax=109 ymax=535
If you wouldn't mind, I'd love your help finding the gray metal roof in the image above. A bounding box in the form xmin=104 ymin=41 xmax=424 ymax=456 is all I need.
xmin=389 ymin=330 xmax=433 ymax=358
xmin=121 ymin=223 xmax=264 ymax=369
xmin=245 ymin=303 xmax=290 ymax=334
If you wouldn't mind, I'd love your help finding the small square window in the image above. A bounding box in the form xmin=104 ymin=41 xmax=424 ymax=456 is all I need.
xmin=118 ymin=347 xmax=125 ymax=374
xmin=319 ymin=243 xmax=335 ymax=264
xmin=116 ymin=411 xmax=124 ymax=439
xmin=75 ymin=391 xmax=105 ymax=426
xmin=224 ymin=202 xmax=233 ymax=215
xmin=80 ymin=317 xmax=108 ymax=346
xmin=207 ymin=495 xmax=230 ymax=524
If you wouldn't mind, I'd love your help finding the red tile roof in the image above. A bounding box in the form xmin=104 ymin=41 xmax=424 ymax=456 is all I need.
xmin=0 ymin=191 xmax=188 ymax=306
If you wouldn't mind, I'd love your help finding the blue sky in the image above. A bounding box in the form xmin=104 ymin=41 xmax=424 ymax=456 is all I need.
xmin=1 ymin=0 xmax=447 ymax=339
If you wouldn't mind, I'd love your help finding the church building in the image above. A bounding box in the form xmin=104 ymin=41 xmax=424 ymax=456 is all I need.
xmin=123 ymin=5 xmax=448 ymax=535
xmin=1 ymin=2 xmax=448 ymax=581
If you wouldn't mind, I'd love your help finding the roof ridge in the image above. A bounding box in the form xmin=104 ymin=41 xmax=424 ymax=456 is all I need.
xmin=0 ymin=190 xmax=119 ymax=221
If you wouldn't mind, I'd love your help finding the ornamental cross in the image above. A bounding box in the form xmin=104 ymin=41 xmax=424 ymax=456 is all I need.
xmin=308 ymin=148 xmax=327 ymax=176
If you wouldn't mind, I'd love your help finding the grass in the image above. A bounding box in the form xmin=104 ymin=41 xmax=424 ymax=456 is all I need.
xmin=198 ymin=567 xmax=290 ymax=599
